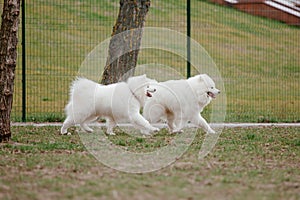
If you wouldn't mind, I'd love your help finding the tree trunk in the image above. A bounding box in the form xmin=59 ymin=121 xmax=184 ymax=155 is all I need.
xmin=0 ymin=0 xmax=21 ymax=142
xmin=101 ymin=0 xmax=151 ymax=85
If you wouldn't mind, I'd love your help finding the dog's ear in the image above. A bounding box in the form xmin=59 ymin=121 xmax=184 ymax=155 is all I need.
xmin=142 ymin=74 xmax=147 ymax=80
xmin=198 ymin=74 xmax=205 ymax=82
xmin=199 ymin=74 xmax=210 ymax=82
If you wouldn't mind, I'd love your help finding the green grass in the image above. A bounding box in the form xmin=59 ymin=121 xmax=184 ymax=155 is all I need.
xmin=1 ymin=0 xmax=299 ymax=122
xmin=0 ymin=126 xmax=299 ymax=199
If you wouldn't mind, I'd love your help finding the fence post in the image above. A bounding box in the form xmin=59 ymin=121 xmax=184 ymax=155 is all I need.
xmin=187 ymin=0 xmax=191 ymax=78
xmin=21 ymin=0 xmax=26 ymax=122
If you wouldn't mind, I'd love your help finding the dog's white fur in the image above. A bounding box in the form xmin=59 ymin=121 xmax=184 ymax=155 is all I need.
xmin=143 ymin=74 xmax=220 ymax=134
xmin=61 ymin=74 xmax=158 ymax=135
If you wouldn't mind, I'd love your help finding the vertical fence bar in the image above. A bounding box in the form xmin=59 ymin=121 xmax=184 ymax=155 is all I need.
xmin=186 ymin=0 xmax=191 ymax=78
xmin=21 ymin=0 xmax=26 ymax=122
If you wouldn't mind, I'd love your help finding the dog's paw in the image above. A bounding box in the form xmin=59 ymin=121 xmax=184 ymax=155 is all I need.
xmin=171 ymin=129 xmax=183 ymax=134
xmin=107 ymin=131 xmax=116 ymax=136
xmin=152 ymin=127 xmax=159 ymax=132
xmin=140 ymin=130 xmax=152 ymax=136
xmin=85 ymin=129 xmax=94 ymax=133
xmin=81 ymin=126 xmax=94 ymax=133
xmin=60 ymin=132 xmax=72 ymax=136
xmin=207 ymin=128 xmax=216 ymax=134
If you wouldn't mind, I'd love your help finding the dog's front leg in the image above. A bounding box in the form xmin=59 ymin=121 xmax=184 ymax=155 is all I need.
xmin=171 ymin=117 xmax=185 ymax=133
xmin=106 ymin=118 xmax=117 ymax=135
xmin=131 ymin=113 xmax=159 ymax=135
xmin=193 ymin=114 xmax=215 ymax=134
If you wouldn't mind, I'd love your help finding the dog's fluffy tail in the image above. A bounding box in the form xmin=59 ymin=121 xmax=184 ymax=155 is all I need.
xmin=69 ymin=77 xmax=95 ymax=96
xmin=65 ymin=77 xmax=98 ymax=117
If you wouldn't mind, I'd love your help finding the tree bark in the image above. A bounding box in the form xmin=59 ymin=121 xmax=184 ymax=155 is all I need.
xmin=0 ymin=0 xmax=21 ymax=142
xmin=101 ymin=0 xmax=151 ymax=85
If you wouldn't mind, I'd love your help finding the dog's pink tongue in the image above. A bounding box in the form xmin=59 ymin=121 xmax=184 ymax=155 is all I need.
xmin=208 ymin=92 xmax=215 ymax=98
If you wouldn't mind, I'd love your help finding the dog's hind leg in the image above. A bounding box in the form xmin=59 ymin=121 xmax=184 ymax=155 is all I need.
xmin=80 ymin=116 xmax=98 ymax=133
xmin=166 ymin=114 xmax=175 ymax=132
xmin=170 ymin=116 xmax=186 ymax=134
xmin=80 ymin=123 xmax=94 ymax=133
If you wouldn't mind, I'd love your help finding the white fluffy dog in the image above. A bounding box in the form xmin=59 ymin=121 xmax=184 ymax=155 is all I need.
xmin=143 ymin=74 xmax=220 ymax=134
xmin=61 ymin=74 xmax=159 ymax=135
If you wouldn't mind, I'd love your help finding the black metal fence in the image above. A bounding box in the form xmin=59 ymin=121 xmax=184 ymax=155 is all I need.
xmin=1 ymin=0 xmax=299 ymax=123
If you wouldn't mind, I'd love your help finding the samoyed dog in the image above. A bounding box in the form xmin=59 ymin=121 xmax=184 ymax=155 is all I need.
xmin=61 ymin=74 xmax=159 ymax=135
xmin=143 ymin=74 xmax=220 ymax=134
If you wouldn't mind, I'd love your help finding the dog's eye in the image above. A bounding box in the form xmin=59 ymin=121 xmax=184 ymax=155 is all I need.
xmin=147 ymin=86 xmax=149 ymax=88
xmin=211 ymin=87 xmax=214 ymax=89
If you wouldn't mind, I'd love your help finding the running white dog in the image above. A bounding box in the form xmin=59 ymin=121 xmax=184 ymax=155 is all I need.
xmin=143 ymin=74 xmax=220 ymax=134
xmin=61 ymin=74 xmax=159 ymax=135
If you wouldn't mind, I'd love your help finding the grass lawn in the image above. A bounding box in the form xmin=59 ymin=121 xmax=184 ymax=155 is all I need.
xmin=0 ymin=0 xmax=298 ymax=123
xmin=1 ymin=1 xmax=299 ymax=199
xmin=0 ymin=126 xmax=299 ymax=199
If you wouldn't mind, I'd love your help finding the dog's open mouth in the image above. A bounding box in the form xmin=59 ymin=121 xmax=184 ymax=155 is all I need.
xmin=146 ymin=87 xmax=156 ymax=97
xmin=146 ymin=91 xmax=152 ymax=97
xmin=207 ymin=92 xmax=216 ymax=98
